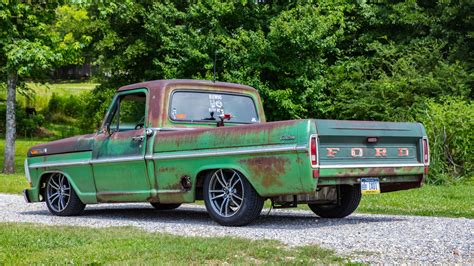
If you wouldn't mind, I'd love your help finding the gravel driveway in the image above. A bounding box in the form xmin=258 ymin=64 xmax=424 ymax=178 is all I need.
xmin=1 ymin=194 xmax=472 ymax=264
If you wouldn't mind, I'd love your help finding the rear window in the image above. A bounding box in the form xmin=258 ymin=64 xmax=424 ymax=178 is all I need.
xmin=170 ymin=91 xmax=259 ymax=124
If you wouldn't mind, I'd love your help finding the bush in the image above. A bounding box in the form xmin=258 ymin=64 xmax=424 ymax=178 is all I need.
xmin=0 ymin=103 xmax=45 ymax=138
xmin=45 ymin=93 xmax=85 ymax=122
xmin=417 ymin=98 xmax=473 ymax=184
xmin=78 ymin=86 xmax=116 ymax=131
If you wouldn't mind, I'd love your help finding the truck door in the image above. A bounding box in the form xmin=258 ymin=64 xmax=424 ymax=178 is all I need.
xmin=92 ymin=89 xmax=150 ymax=202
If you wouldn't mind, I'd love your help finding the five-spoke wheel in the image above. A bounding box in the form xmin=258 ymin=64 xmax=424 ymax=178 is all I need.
xmin=204 ymin=169 xmax=263 ymax=226
xmin=45 ymin=173 xmax=85 ymax=216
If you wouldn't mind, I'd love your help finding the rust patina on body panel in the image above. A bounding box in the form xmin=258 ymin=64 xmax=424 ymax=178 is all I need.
xmin=154 ymin=120 xmax=299 ymax=152
xmin=28 ymin=134 xmax=94 ymax=157
xmin=238 ymin=157 xmax=288 ymax=188
xmin=24 ymin=79 xmax=429 ymax=207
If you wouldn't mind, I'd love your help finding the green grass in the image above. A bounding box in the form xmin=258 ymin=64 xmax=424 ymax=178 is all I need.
xmin=0 ymin=173 xmax=27 ymax=194
xmin=1 ymin=139 xmax=45 ymax=170
xmin=1 ymin=139 xmax=473 ymax=218
xmin=0 ymin=81 xmax=98 ymax=111
xmin=23 ymin=82 xmax=98 ymax=110
xmin=0 ymin=139 xmax=44 ymax=193
xmin=357 ymin=182 xmax=474 ymax=218
xmin=0 ymin=223 xmax=347 ymax=264
xmin=26 ymin=81 xmax=98 ymax=95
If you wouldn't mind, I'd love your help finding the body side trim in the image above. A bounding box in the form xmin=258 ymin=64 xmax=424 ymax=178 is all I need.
xmin=152 ymin=145 xmax=307 ymax=160
xmin=29 ymin=156 xmax=144 ymax=169
xmin=29 ymin=145 xmax=307 ymax=168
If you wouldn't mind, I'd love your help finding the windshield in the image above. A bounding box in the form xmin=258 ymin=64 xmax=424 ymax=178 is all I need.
xmin=170 ymin=91 xmax=259 ymax=124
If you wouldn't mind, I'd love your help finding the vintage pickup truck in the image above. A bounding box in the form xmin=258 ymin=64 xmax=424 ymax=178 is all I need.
xmin=24 ymin=79 xmax=430 ymax=226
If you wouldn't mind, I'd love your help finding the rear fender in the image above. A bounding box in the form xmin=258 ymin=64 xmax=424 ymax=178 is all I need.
xmin=195 ymin=164 xmax=258 ymax=194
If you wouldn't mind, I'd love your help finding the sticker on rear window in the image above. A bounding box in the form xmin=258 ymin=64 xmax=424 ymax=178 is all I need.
xmin=209 ymin=94 xmax=224 ymax=115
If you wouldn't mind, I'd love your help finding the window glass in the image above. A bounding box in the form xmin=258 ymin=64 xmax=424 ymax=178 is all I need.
xmin=108 ymin=92 xmax=146 ymax=131
xmin=170 ymin=91 xmax=259 ymax=124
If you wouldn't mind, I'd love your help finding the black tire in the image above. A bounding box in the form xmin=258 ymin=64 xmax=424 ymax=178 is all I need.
xmin=203 ymin=169 xmax=264 ymax=226
xmin=45 ymin=173 xmax=85 ymax=216
xmin=308 ymin=185 xmax=361 ymax=218
xmin=150 ymin=203 xmax=181 ymax=210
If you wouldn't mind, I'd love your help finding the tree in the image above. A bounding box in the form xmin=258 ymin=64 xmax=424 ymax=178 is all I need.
xmin=81 ymin=1 xmax=472 ymax=182
xmin=0 ymin=2 xmax=90 ymax=173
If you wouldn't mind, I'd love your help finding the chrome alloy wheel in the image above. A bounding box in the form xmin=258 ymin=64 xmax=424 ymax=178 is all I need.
xmin=46 ymin=173 xmax=71 ymax=212
xmin=208 ymin=169 xmax=244 ymax=218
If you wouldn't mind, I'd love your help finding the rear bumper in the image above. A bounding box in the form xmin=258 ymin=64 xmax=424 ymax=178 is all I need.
xmin=317 ymin=174 xmax=422 ymax=185
xmin=318 ymin=164 xmax=425 ymax=178
xmin=315 ymin=165 xmax=426 ymax=192
xmin=23 ymin=189 xmax=32 ymax=203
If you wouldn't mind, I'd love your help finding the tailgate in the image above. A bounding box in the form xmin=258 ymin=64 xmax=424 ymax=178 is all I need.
xmin=314 ymin=119 xmax=428 ymax=178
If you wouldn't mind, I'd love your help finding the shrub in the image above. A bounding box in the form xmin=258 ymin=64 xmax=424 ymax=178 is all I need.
xmin=45 ymin=93 xmax=85 ymax=123
xmin=0 ymin=103 xmax=45 ymax=138
xmin=417 ymin=97 xmax=473 ymax=184
xmin=78 ymin=86 xmax=116 ymax=131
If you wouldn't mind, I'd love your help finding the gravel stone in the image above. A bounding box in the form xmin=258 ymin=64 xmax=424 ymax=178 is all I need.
xmin=1 ymin=194 xmax=472 ymax=264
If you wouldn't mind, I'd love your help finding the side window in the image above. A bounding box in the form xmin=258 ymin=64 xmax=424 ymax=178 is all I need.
xmin=108 ymin=92 xmax=146 ymax=132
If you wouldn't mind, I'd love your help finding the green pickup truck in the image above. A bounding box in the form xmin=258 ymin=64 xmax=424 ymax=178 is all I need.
xmin=24 ymin=80 xmax=430 ymax=226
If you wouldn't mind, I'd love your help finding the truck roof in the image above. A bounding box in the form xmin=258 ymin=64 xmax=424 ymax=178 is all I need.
xmin=117 ymin=79 xmax=258 ymax=93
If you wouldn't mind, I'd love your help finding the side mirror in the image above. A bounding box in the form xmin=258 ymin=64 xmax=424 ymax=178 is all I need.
xmin=101 ymin=123 xmax=112 ymax=135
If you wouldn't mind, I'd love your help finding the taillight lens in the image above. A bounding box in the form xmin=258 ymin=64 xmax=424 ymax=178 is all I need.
xmin=422 ymin=138 xmax=429 ymax=164
xmin=310 ymin=135 xmax=317 ymax=167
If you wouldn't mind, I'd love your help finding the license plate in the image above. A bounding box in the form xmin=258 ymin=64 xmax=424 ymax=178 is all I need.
xmin=361 ymin=178 xmax=381 ymax=195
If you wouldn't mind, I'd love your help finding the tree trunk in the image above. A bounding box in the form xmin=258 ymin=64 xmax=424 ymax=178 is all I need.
xmin=2 ymin=71 xmax=18 ymax=174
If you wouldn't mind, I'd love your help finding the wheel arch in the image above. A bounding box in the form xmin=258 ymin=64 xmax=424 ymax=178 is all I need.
xmin=194 ymin=164 xmax=261 ymax=198
xmin=38 ymin=171 xmax=86 ymax=203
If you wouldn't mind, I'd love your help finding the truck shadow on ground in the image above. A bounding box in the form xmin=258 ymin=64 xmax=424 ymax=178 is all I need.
xmin=21 ymin=203 xmax=405 ymax=229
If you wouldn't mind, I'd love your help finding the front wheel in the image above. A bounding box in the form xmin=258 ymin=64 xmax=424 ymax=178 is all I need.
xmin=45 ymin=173 xmax=85 ymax=216
xmin=204 ymin=169 xmax=264 ymax=226
xmin=308 ymin=185 xmax=361 ymax=218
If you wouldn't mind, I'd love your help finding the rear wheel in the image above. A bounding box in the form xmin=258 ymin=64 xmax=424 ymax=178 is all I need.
xmin=150 ymin=203 xmax=181 ymax=210
xmin=45 ymin=173 xmax=85 ymax=216
xmin=308 ymin=185 xmax=361 ymax=218
xmin=204 ymin=169 xmax=264 ymax=226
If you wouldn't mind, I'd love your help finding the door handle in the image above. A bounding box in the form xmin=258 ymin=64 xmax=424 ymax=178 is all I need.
xmin=131 ymin=135 xmax=144 ymax=142
xmin=145 ymin=128 xmax=154 ymax=136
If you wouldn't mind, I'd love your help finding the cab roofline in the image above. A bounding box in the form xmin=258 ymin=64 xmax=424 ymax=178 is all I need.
xmin=117 ymin=79 xmax=257 ymax=93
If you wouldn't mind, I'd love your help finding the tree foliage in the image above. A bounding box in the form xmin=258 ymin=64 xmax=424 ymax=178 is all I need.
xmin=0 ymin=3 xmax=91 ymax=78
xmin=79 ymin=1 xmax=472 ymax=182
xmin=85 ymin=1 xmax=472 ymax=120
xmin=0 ymin=2 xmax=91 ymax=173
xmin=417 ymin=97 xmax=473 ymax=184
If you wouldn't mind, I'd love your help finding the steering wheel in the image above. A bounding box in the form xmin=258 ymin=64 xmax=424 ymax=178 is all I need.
xmin=135 ymin=115 xmax=145 ymax=130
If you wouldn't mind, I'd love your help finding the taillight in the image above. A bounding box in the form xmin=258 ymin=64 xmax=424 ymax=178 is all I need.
xmin=310 ymin=135 xmax=318 ymax=167
xmin=422 ymin=137 xmax=429 ymax=165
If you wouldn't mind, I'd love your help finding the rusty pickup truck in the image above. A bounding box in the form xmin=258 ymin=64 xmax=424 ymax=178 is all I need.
xmin=24 ymin=80 xmax=430 ymax=226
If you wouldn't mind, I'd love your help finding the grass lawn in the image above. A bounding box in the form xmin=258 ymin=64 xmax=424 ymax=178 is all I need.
xmin=26 ymin=81 xmax=99 ymax=95
xmin=0 ymin=223 xmax=347 ymax=264
xmin=1 ymin=139 xmax=473 ymax=218
xmin=0 ymin=81 xmax=98 ymax=111
xmin=357 ymin=182 xmax=474 ymax=218
xmin=0 ymin=139 xmax=44 ymax=193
